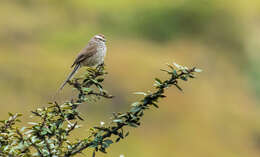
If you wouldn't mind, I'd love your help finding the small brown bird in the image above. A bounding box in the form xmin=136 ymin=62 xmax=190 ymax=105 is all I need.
xmin=59 ymin=34 xmax=107 ymax=90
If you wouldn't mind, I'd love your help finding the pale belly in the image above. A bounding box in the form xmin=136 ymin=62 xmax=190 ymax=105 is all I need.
xmin=81 ymin=46 xmax=106 ymax=67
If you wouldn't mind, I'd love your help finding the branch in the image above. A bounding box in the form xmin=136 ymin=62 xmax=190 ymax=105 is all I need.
xmin=63 ymin=63 xmax=202 ymax=156
xmin=0 ymin=62 xmax=201 ymax=157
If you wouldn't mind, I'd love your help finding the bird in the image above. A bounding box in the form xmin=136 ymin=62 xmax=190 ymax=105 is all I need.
xmin=59 ymin=34 xmax=107 ymax=91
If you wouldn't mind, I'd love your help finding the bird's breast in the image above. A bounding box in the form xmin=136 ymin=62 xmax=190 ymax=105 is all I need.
xmin=81 ymin=44 xmax=106 ymax=67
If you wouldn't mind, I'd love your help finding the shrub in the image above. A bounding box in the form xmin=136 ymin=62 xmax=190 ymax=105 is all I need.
xmin=0 ymin=63 xmax=201 ymax=157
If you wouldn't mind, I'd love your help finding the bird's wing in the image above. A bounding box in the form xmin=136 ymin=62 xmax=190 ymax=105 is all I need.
xmin=71 ymin=43 xmax=98 ymax=67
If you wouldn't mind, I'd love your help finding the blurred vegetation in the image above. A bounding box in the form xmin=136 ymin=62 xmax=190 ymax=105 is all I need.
xmin=0 ymin=0 xmax=260 ymax=157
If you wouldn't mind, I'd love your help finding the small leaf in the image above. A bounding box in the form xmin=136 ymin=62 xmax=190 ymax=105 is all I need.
xmin=115 ymin=137 xmax=121 ymax=142
xmin=97 ymin=78 xmax=104 ymax=82
xmin=128 ymin=122 xmax=139 ymax=128
xmin=131 ymin=102 xmax=140 ymax=107
xmin=31 ymin=136 xmax=38 ymax=143
xmin=103 ymin=139 xmax=113 ymax=145
xmin=16 ymin=119 xmax=21 ymax=122
xmin=139 ymin=111 xmax=144 ymax=116
xmin=83 ymin=88 xmax=92 ymax=92
xmin=24 ymin=130 xmax=34 ymax=135
xmin=17 ymin=113 xmax=23 ymax=117
xmin=160 ymin=69 xmax=171 ymax=74
xmin=172 ymin=70 xmax=178 ymax=77
xmin=151 ymin=103 xmax=159 ymax=108
xmin=117 ymin=113 xmax=127 ymax=118
xmin=173 ymin=62 xmax=183 ymax=69
xmin=113 ymin=119 xmax=123 ymax=123
xmin=20 ymin=127 xmax=27 ymax=132
xmin=99 ymin=147 xmax=107 ymax=153
xmin=8 ymin=112 xmax=13 ymax=117
xmin=40 ymin=130 xmax=48 ymax=136
xmin=100 ymin=121 xmax=105 ymax=126
xmin=175 ymin=84 xmax=183 ymax=92
xmin=130 ymin=106 xmax=141 ymax=113
xmin=133 ymin=92 xmax=147 ymax=96
xmin=28 ymin=122 xmax=38 ymax=125
xmin=194 ymin=68 xmax=202 ymax=73
xmin=180 ymin=76 xmax=188 ymax=81
xmin=103 ymin=139 xmax=113 ymax=148
xmin=118 ymin=132 xmax=124 ymax=138
xmin=166 ymin=63 xmax=174 ymax=70
xmin=155 ymin=78 xmax=162 ymax=84
xmin=189 ymin=74 xmax=195 ymax=78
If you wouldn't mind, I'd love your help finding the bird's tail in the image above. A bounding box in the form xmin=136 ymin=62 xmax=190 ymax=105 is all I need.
xmin=59 ymin=64 xmax=81 ymax=91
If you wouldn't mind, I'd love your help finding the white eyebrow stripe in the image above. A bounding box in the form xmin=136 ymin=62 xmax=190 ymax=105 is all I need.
xmin=95 ymin=35 xmax=105 ymax=40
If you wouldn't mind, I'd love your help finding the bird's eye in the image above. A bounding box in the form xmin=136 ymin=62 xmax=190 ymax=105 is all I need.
xmin=99 ymin=38 xmax=106 ymax=42
xmin=95 ymin=36 xmax=106 ymax=42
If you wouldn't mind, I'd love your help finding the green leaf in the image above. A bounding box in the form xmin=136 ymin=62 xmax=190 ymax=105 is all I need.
xmin=175 ymin=84 xmax=183 ymax=92
xmin=8 ymin=112 xmax=13 ymax=117
xmin=166 ymin=63 xmax=174 ymax=70
xmin=173 ymin=70 xmax=178 ymax=77
xmin=115 ymin=137 xmax=121 ymax=143
xmin=151 ymin=103 xmax=159 ymax=108
xmin=28 ymin=122 xmax=38 ymax=125
xmin=31 ymin=136 xmax=38 ymax=143
xmin=16 ymin=119 xmax=21 ymax=122
xmin=3 ymin=145 xmax=9 ymax=151
xmin=24 ymin=130 xmax=34 ymax=135
xmin=173 ymin=62 xmax=183 ymax=69
xmin=83 ymin=88 xmax=92 ymax=92
xmin=99 ymin=147 xmax=107 ymax=153
xmin=133 ymin=92 xmax=147 ymax=96
xmin=40 ymin=130 xmax=48 ymax=136
xmin=117 ymin=113 xmax=127 ymax=118
xmin=42 ymin=149 xmax=50 ymax=156
xmin=89 ymin=144 xmax=98 ymax=148
xmin=180 ymin=76 xmax=188 ymax=81
xmin=113 ymin=119 xmax=123 ymax=123
xmin=160 ymin=69 xmax=171 ymax=74
xmin=103 ymin=139 xmax=113 ymax=145
xmin=20 ymin=127 xmax=27 ymax=132
xmin=194 ymin=68 xmax=203 ymax=73
xmin=139 ymin=111 xmax=144 ymax=116
xmin=97 ymin=78 xmax=104 ymax=82
xmin=91 ymin=79 xmax=99 ymax=84
xmin=155 ymin=78 xmax=162 ymax=84
xmin=189 ymin=74 xmax=195 ymax=78
xmin=17 ymin=113 xmax=23 ymax=117
xmin=130 ymin=106 xmax=142 ymax=113
xmin=128 ymin=122 xmax=139 ymax=128
xmin=131 ymin=102 xmax=140 ymax=107
xmin=103 ymin=139 xmax=113 ymax=148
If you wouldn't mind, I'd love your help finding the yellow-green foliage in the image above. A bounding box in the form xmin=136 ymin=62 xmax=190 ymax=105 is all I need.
xmin=0 ymin=64 xmax=201 ymax=156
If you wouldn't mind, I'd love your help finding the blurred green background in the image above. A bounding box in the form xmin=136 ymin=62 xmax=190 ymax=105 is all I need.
xmin=1 ymin=0 xmax=260 ymax=156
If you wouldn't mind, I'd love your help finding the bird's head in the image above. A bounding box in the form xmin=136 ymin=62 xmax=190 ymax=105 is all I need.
xmin=93 ymin=34 xmax=106 ymax=43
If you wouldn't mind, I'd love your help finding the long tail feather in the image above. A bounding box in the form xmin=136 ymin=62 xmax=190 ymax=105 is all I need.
xmin=59 ymin=64 xmax=81 ymax=91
